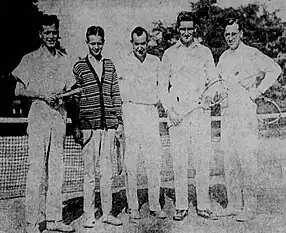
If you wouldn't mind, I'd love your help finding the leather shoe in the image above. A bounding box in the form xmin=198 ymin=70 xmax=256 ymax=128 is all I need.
xmin=197 ymin=209 xmax=218 ymax=220
xmin=173 ymin=209 xmax=188 ymax=221
xmin=46 ymin=221 xmax=75 ymax=232
xmin=150 ymin=210 xmax=167 ymax=219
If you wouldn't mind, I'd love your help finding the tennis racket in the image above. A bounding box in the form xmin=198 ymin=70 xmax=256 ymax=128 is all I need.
xmin=255 ymin=96 xmax=281 ymax=125
xmin=57 ymin=87 xmax=82 ymax=98
xmin=114 ymin=134 xmax=126 ymax=176
xmin=218 ymin=78 xmax=282 ymax=125
xmin=15 ymin=76 xmax=82 ymax=101
xmin=75 ymin=117 xmax=94 ymax=150
xmin=168 ymin=79 xmax=228 ymax=129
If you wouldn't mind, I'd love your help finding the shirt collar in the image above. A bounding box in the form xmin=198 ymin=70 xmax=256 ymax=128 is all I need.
xmin=175 ymin=38 xmax=200 ymax=49
xmin=39 ymin=44 xmax=61 ymax=58
xmin=229 ymin=41 xmax=246 ymax=54
xmin=128 ymin=51 xmax=150 ymax=63
xmin=88 ymin=53 xmax=104 ymax=63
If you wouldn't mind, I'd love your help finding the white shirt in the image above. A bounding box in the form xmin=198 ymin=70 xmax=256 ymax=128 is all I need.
xmin=160 ymin=40 xmax=216 ymax=113
xmin=217 ymin=41 xmax=282 ymax=114
xmin=13 ymin=45 xmax=75 ymax=120
xmin=217 ymin=42 xmax=281 ymax=93
xmin=117 ymin=52 xmax=160 ymax=105
xmin=88 ymin=54 xmax=103 ymax=82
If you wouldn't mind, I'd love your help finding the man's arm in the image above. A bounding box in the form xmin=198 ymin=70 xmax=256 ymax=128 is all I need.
xmin=202 ymin=47 xmax=218 ymax=97
xmin=13 ymin=56 xmax=40 ymax=98
xmin=204 ymin=47 xmax=216 ymax=85
xmin=159 ymin=50 xmax=182 ymax=126
xmin=111 ymin=65 xmax=123 ymax=127
xmin=68 ymin=65 xmax=83 ymax=145
xmin=158 ymin=51 xmax=172 ymax=112
xmin=69 ymin=66 xmax=82 ymax=128
xmin=14 ymin=80 xmax=43 ymax=99
xmin=255 ymin=50 xmax=282 ymax=94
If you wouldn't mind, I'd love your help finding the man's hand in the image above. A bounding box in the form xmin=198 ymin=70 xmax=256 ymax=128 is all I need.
xmin=201 ymin=96 xmax=213 ymax=110
xmin=249 ymin=89 xmax=262 ymax=101
xmin=168 ymin=109 xmax=182 ymax=126
xmin=42 ymin=93 xmax=60 ymax=107
xmin=239 ymin=71 xmax=265 ymax=91
xmin=73 ymin=127 xmax=84 ymax=146
xmin=115 ymin=124 xmax=124 ymax=140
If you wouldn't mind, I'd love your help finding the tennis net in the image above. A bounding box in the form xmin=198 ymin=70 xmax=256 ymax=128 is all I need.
xmin=1 ymin=113 xmax=286 ymax=200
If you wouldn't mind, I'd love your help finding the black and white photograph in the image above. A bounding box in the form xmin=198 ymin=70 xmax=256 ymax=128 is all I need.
xmin=1 ymin=0 xmax=286 ymax=232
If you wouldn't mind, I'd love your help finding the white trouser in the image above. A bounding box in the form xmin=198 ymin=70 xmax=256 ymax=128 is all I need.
xmin=123 ymin=103 xmax=162 ymax=211
xmin=26 ymin=108 xmax=66 ymax=225
xmin=82 ymin=129 xmax=115 ymax=216
xmin=169 ymin=109 xmax=213 ymax=211
xmin=221 ymin=97 xmax=259 ymax=212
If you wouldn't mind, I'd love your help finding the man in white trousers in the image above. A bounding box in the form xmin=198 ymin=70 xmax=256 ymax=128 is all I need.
xmin=13 ymin=15 xmax=75 ymax=233
xmin=118 ymin=26 xmax=167 ymax=221
xmin=217 ymin=17 xmax=282 ymax=221
xmin=160 ymin=11 xmax=218 ymax=221
xmin=72 ymin=26 xmax=124 ymax=227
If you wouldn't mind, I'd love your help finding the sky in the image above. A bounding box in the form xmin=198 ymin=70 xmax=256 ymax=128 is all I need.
xmin=36 ymin=0 xmax=286 ymax=62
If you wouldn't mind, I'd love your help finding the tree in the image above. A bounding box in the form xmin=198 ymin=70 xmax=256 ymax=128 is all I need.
xmin=0 ymin=0 xmax=43 ymax=117
xmin=0 ymin=0 xmax=44 ymax=74
xmin=148 ymin=0 xmax=286 ymax=107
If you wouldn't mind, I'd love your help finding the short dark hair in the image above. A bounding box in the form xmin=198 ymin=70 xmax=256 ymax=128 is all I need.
xmin=224 ymin=17 xmax=243 ymax=31
xmin=131 ymin=26 xmax=149 ymax=42
xmin=86 ymin=26 xmax=105 ymax=42
xmin=176 ymin=11 xmax=195 ymax=28
xmin=40 ymin=14 xmax=59 ymax=31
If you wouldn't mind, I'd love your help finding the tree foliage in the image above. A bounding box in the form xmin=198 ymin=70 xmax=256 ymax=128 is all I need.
xmin=0 ymin=0 xmax=43 ymax=116
xmin=0 ymin=0 xmax=44 ymax=74
xmin=147 ymin=0 xmax=286 ymax=103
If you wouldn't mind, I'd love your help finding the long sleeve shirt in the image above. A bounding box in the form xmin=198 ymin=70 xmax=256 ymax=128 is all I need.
xmin=117 ymin=52 xmax=160 ymax=105
xmin=159 ymin=40 xmax=216 ymax=115
xmin=217 ymin=42 xmax=282 ymax=113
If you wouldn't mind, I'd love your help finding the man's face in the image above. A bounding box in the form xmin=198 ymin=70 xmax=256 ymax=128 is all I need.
xmin=87 ymin=34 xmax=104 ymax=57
xmin=39 ymin=24 xmax=59 ymax=49
xmin=224 ymin=23 xmax=242 ymax=50
xmin=178 ymin=21 xmax=195 ymax=45
xmin=132 ymin=33 xmax=148 ymax=59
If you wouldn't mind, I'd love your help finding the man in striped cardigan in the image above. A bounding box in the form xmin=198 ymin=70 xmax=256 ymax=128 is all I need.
xmin=72 ymin=26 xmax=124 ymax=227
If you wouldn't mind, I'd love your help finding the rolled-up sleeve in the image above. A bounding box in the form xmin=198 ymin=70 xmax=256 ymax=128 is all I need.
xmin=13 ymin=55 xmax=32 ymax=96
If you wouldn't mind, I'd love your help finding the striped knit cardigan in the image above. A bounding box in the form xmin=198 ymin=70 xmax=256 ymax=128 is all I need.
xmin=73 ymin=56 xmax=123 ymax=130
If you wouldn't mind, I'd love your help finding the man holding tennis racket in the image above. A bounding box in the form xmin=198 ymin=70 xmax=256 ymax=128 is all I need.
xmin=117 ymin=26 xmax=167 ymax=221
xmin=160 ymin=11 xmax=218 ymax=221
xmin=217 ymin=17 xmax=282 ymax=221
xmin=13 ymin=15 xmax=75 ymax=233
xmin=72 ymin=26 xmax=124 ymax=227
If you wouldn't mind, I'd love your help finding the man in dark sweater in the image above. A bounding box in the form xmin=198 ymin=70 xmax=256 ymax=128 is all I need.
xmin=72 ymin=26 xmax=124 ymax=228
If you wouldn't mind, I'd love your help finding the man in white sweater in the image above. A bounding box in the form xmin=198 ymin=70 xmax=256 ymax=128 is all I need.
xmin=217 ymin=17 xmax=282 ymax=221
xmin=160 ymin=11 xmax=217 ymax=221
xmin=118 ymin=26 xmax=166 ymax=221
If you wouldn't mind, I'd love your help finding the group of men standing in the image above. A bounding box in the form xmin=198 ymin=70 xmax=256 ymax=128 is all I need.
xmin=13 ymin=11 xmax=281 ymax=233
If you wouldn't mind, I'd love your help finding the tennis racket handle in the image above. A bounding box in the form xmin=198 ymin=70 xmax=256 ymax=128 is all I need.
xmin=57 ymin=88 xmax=82 ymax=98
xmin=116 ymin=137 xmax=125 ymax=175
